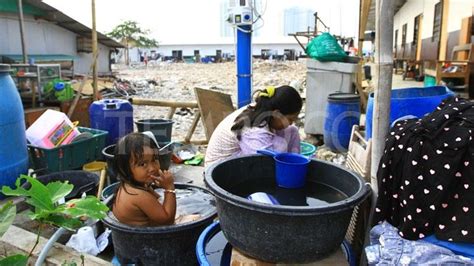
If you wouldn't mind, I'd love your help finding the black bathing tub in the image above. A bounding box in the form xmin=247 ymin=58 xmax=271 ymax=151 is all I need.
xmin=204 ymin=155 xmax=371 ymax=263
xmin=102 ymin=183 xmax=217 ymax=265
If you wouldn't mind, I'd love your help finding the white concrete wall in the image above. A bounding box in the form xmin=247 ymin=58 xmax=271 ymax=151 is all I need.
xmin=151 ymin=43 xmax=304 ymax=58
xmin=394 ymin=0 xmax=474 ymax=44
xmin=74 ymin=43 xmax=111 ymax=74
xmin=0 ymin=13 xmax=112 ymax=74
xmin=393 ymin=0 xmax=425 ymax=46
xmin=447 ymin=0 xmax=474 ymax=32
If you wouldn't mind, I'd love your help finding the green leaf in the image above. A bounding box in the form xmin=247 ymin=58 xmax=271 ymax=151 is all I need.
xmin=0 ymin=201 xmax=16 ymax=237
xmin=1 ymin=175 xmax=53 ymax=211
xmin=44 ymin=214 xmax=83 ymax=231
xmin=0 ymin=254 xmax=28 ymax=266
xmin=60 ymin=197 xmax=109 ymax=220
xmin=46 ymin=181 xmax=73 ymax=203
xmin=1 ymin=176 xmax=29 ymax=197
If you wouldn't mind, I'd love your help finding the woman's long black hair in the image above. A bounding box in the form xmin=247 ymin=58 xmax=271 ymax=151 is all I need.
xmin=231 ymin=85 xmax=302 ymax=139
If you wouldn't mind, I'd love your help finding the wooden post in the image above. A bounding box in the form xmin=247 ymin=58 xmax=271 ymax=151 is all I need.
xmin=17 ymin=0 xmax=28 ymax=64
xmin=91 ymin=0 xmax=98 ymax=100
xmin=371 ymin=0 xmax=394 ymax=193
xmin=358 ymin=0 xmax=372 ymax=57
xmin=438 ymin=0 xmax=450 ymax=61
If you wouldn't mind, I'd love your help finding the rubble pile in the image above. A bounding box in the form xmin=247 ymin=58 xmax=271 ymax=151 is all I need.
xmin=113 ymin=60 xmax=307 ymax=141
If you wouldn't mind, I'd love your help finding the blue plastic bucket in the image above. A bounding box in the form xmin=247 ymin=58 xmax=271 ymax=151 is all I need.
xmin=196 ymin=221 xmax=356 ymax=266
xmin=365 ymin=86 xmax=454 ymax=139
xmin=324 ymin=93 xmax=360 ymax=152
xmin=257 ymin=150 xmax=310 ymax=189
xmin=89 ymin=99 xmax=134 ymax=145
xmin=0 ymin=64 xmax=28 ymax=198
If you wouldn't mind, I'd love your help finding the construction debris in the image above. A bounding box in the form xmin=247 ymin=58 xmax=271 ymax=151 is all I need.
xmin=110 ymin=60 xmax=307 ymax=141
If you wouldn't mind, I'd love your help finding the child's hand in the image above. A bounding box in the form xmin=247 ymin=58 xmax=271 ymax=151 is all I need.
xmin=159 ymin=170 xmax=175 ymax=190
xmin=150 ymin=170 xmax=175 ymax=190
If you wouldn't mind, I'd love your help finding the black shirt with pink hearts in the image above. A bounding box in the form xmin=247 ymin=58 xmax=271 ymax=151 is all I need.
xmin=373 ymin=96 xmax=474 ymax=243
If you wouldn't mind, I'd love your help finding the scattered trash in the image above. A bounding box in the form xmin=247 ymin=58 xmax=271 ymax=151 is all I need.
xmin=66 ymin=226 xmax=111 ymax=256
xmin=184 ymin=153 xmax=204 ymax=166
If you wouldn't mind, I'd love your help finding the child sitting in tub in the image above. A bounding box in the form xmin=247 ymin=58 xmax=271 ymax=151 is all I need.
xmin=112 ymin=133 xmax=177 ymax=226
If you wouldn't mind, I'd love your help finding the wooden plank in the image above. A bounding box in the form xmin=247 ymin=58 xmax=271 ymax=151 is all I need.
xmin=194 ymin=87 xmax=235 ymax=141
xmin=358 ymin=0 xmax=371 ymax=40
xmin=130 ymin=98 xmax=198 ymax=108
xmin=167 ymin=107 xmax=176 ymax=120
xmin=0 ymin=225 xmax=109 ymax=265
xmin=416 ymin=15 xmax=423 ymax=61
xmin=230 ymin=247 xmax=348 ymax=266
xmin=357 ymin=0 xmax=372 ymax=57
xmin=458 ymin=17 xmax=472 ymax=60
xmin=184 ymin=111 xmax=201 ymax=143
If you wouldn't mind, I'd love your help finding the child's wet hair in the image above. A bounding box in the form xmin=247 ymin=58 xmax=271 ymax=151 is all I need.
xmin=231 ymin=85 xmax=302 ymax=139
xmin=113 ymin=133 xmax=160 ymax=188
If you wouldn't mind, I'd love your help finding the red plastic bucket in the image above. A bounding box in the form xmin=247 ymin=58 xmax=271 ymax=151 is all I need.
xmin=257 ymin=149 xmax=310 ymax=188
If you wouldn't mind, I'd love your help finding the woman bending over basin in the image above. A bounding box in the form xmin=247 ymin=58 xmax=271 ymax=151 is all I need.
xmin=205 ymin=85 xmax=303 ymax=168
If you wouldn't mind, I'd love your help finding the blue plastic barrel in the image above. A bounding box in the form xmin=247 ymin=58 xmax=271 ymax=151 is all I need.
xmin=196 ymin=221 xmax=356 ymax=266
xmin=365 ymin=86 xmax=454 ymax=139
xmin=89 ymin=99 xmax=133 ymax=145
xmin=0 ymin=64 xmax=28 ymax=197
xmin=324 ymin=93 xmax=360 ymax=152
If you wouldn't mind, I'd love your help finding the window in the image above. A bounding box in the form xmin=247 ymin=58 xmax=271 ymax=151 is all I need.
xmin=432 ymin=2 xmax=442 ymax=42
xmin=413 ymin=15 xmax=421 ymax=46
xmin=402 ymin=23 xmax=407 ymax=47
xmin=394 ymin=29 xmax=399 ymax=48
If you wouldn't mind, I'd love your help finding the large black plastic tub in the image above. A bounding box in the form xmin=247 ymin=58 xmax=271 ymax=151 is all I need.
xmin=204 ymin=155 xmax=370 ymax=263
xmin=102 ymin=183 xmax=217 ymax=266
xmin=22 ymin=170 xmax=99 ymax=200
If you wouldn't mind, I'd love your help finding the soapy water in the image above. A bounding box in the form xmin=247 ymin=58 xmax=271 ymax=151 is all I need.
xmin=156 ymin=187 xmax=216 ymax=218
xmin=232 ymin=178 xmax=348 ymax=207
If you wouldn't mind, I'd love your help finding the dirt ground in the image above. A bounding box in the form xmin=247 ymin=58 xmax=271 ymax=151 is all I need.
xmin=113 ymin=59 xmax=308 ymax=142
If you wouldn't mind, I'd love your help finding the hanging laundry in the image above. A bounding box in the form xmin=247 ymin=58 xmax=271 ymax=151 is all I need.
xmin=373 ymin=97 xmax=474 ymax=242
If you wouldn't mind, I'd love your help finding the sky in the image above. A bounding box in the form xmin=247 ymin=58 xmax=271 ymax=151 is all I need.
xmin=43 ymin=0 xmax=360 ymax=45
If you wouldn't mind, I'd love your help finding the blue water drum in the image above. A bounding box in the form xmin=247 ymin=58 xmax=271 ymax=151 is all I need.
xmin=0 ymin=64 xmax=28 ymax=196
xmin=89 ymin=99 xmax=133 ymax=145
xmin=324 ymin=93 xmax=361 ymax=152
xmin=365 ymin=86 xmax=454 ymax=139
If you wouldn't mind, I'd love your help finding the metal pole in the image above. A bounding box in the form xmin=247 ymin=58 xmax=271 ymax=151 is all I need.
xmin=17 ymin=0 xmax=28 ymax=64
xmin=92 ymin=0 xmax=98 ymax=100
xmin=360 ymin=4 xmax=395 ymax=265
xmin=236 ymin=25 xmax=252 ymax=108
xmin=371 ymin=0 xmax=394 ymax=193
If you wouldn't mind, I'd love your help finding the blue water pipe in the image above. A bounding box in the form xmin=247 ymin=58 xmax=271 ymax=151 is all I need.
xmin=236 ymin=25 xmax=252 ymax=108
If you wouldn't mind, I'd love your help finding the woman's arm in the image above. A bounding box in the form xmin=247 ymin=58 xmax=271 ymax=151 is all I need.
xmin=238 ymin=127 xmax=287 ymax=154
xmin=275 ymin=125 xmax=301 ymax=153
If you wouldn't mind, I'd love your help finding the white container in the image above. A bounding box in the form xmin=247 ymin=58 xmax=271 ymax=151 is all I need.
xmin=26 ymin=109 xmax=80 ymax=148
xmin=304 ymin=58 xmax=359 ymax=135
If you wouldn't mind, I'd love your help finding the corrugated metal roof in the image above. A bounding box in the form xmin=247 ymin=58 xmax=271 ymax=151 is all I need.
xmin=23 ymin=0 xmax=124 ymax=48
